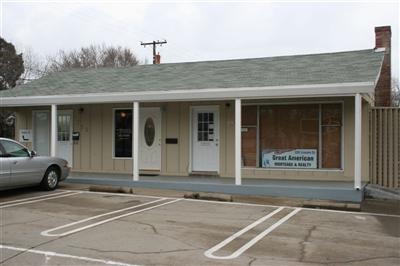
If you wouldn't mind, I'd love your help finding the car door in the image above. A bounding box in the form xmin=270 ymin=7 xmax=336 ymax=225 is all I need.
xmin=0 ymin=144 xmax=11 ymax=187
xmin=0 ymin=139 xmax=44 ymax=186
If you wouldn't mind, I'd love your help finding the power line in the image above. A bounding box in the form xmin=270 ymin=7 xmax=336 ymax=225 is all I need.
xmin=140 ymin=40 xmax=167 ymax=64
xmin=43 ymin=5 xmax=204 ymax=62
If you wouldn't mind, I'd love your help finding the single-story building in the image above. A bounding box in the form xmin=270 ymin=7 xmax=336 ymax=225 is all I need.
xmin=0 ymin=26 xmax=392 ymax=201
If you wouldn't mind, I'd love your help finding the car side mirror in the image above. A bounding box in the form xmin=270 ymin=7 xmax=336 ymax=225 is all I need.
xmin=30 ymin=150 xmax=37 ymax=157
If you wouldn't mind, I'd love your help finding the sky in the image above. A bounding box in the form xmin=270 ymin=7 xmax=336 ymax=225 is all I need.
xmin=1 ymin=0 xmax=399 ymax=79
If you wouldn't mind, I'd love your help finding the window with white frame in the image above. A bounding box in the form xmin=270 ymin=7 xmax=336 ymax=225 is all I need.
xmin=241 ymin=103 xmax=342 ymax=169
xmin=114 ymin=109 xmax=132 ymax=158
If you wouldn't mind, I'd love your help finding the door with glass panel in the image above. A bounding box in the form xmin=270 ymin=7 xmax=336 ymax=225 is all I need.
xmin=56 ymin=110 xmax=73 ymax=166
xmin=192 ymin=106 xmax=219 ymax=172
xmin=139 ymin=108 xmax=161 ymax=170
xmin=33 ymin=111 xmax=50 ymax=156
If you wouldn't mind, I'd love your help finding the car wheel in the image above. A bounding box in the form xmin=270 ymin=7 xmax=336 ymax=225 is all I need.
xmin=41 ymin=166 xmax=59 ymax=190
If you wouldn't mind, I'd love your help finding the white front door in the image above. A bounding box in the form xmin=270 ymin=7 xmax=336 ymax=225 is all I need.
xmin=192 ymin=106 xmax=219 ymax=172
xmin=56 ymin=110 xmax=73 ymax=166
xmin=33 ymin=111 xmax=50 ymax=156
xmin=139 ymin=108 xmax=161 ymax=170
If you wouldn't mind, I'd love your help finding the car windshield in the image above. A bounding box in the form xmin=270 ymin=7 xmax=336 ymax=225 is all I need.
xmin=0 ymin=140 xmax=30 ymax=157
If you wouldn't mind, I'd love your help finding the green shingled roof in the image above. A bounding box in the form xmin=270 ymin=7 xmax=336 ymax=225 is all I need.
xmin=0 ymin=49 xmax=384 ymax=98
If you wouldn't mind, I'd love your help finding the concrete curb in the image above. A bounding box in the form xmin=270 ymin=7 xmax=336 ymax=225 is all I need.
xmin=61 ymin=183 xmax=361 ymax=211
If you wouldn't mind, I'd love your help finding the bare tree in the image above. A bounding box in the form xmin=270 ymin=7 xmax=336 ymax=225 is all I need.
xmin=45 ymin=44 xmax=139 ymax=73
xmin=392 ymin=78 xmax=399 ymax=107
xmin=18 ymin=48 xmax=46 ymax=84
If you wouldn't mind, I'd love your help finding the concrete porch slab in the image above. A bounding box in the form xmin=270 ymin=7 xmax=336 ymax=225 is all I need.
xmin=66 ymin=172 xmax=365 ymax=203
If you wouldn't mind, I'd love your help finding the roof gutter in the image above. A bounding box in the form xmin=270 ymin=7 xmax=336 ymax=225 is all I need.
xmin=0 ymin=82 xmax=375 ymax=107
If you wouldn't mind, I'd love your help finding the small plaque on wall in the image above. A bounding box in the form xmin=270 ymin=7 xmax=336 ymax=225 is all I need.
xmin=19 ymin=129 xmax=32 ymax=142
xmin=166 ymin=138 xmax=178 ymax=144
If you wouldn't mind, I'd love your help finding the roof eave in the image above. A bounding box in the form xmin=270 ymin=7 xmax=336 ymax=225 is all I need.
xmin=0 ymin=81 xmax=375 ymax=107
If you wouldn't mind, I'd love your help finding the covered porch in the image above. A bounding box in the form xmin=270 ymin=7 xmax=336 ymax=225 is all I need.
xmin=7 ymin=93 xmax=370 ymax=202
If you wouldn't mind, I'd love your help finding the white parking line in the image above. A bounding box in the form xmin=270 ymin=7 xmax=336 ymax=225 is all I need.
xmin=0 ymin=244 xmax=139 ymax=266
xmin=59 ymin=189 xmax=171 ymax=199
xmin=0 ymin=191 xmax=72 ymax=205
xmin=204 ymin=207 xmax=301 ymax=259
xmin=0 ymin=191 xmax=82 ymax=209
xmin=42 ymin=198 xmax=182 ymax=237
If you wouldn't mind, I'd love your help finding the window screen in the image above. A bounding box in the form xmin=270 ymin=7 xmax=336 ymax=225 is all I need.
xmin=260 ymin=104 xmax=319 ymax=151
xmin=241 ymin=103 xmax=342 ymax=169
xmin=114 ymin=109 xmax=132 ymax=157
xmin=241 ymin=106 xmax=257 ymax=167
xmin=321 ymin=104 xmax=342 ymax=168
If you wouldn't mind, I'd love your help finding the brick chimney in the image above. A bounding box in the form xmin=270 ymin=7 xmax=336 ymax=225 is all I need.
xmin=374 ymin=26 xmax=391 ymax=106
xmin=155 ymin=53 xmax=161 ymax=65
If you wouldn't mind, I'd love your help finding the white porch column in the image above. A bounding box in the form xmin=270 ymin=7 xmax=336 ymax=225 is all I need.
xmin=354 ymin=94 xmax=362 ymax=190
xmin=50 ymin=104 xmax=57 ymax=157
xmin=235 ymin=98 xmax=242 ymax=185
xmin=133 ymin=102 xmax=139 ymax=181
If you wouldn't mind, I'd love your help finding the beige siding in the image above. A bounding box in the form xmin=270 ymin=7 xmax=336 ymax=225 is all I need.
xmin=72 ymin=106 xmax=81 ymax=168
xmin=179 ymin=103 xmax=190 ymax=173
xmin=101 ymin=105 xmax=114 ymax=171
xmin=165 ymin=103 xmax=180 ymax=174
xmin=14 ymin=108 xmax=31 ymax=149
xmin=79 ymin=105 xmax=91 ymax=170
xmin=224 ymin=102 xmax=235 ymax=177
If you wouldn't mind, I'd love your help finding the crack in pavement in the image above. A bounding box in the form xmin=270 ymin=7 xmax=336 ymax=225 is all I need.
xmin=299 ymin=225 xmax=316 ymax=262
xmin=248 ymin=256 xmax=257 ymax=266
xmin=134 ymin=221 xmax=158 ymax=234
xmin=131 ymin=221 xmax=204 ymax=250
xmin=0 ymin=235 xmax=70 ymax=264
xmin=324 ymin=255 xmax=400 ymax=265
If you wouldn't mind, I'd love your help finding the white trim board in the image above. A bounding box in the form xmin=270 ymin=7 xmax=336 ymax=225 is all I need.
xmin=1 ymin=82 xmax=374 ymax=107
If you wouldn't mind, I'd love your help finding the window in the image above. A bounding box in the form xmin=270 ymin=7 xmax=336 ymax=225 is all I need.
xmin=241 ymin=106 xmax=257 ymax=167
xmin=197 ymin=112 xmax=215 ymax=141
xmin=58 ymin=114 xmax=71 ymax=141
xmin=321 ymin=104 xmax=342 ymax=168
xmin=114 ymin=109 xmax=132 ymax=158
xmin=0 ymin=140 xmax=30 ymax=157
xmin=241 ymin=103 xmax=342 ymax=169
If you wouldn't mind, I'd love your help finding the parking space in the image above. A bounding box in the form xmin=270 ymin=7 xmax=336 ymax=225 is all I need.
xmin=1 ymin=188 xmax=399 ymax=265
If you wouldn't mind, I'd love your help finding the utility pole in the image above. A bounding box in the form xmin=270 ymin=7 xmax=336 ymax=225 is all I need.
xmin=140 ymin=40 xmax=167 ymax=64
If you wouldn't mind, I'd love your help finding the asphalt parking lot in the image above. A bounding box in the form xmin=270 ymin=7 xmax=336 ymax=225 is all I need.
xmin=0 ymin=187 xmax=399 ymax=266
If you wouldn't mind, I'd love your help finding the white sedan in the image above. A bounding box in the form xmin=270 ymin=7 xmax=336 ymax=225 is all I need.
xmin=0 ymin=138 xmax=70 ymax=191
